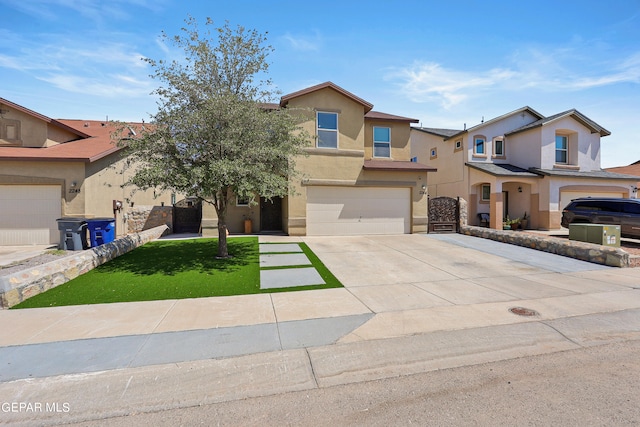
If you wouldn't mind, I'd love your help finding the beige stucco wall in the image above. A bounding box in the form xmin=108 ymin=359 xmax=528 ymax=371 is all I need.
xmin=539 ymin=116 xmax=602 ymax=170
xmin=364 ymin=119 xmax=411 ymax=160
xmin=85 ymin=154 xmax=174 ymax=236
xmin=411 ymin=130 xmax=467 ymax=198
xmin=0 ymin=106 xmax=78 ymax=148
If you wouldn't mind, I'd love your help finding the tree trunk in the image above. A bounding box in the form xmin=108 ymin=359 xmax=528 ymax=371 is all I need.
xmin=215 ymin=188 xmax=230 ymax=258
xmin=217 ymin=220 xmax=229 ymax=258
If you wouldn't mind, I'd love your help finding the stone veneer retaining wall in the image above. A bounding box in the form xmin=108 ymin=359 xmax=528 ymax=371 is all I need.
xmin=127 ymin=205 xmax=173 ymax=234
xmin=460 ymin=225 xmax=631 ymax=268
xmin=0 ymin=225 xmax=168 ymax=309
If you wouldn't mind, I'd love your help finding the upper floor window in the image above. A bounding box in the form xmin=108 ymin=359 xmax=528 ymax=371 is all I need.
xmin=317 ymin=112 xmax=338 ymax=148
xmin=555 ymin=135 xmax=568 ymax=164
xmin=493 ymin=137 xmax=505 ymax=157
xmin=430 ymin=147 xmax=437 ymax=160
xmin=473 ymin=136 xmax=486 ymax=156
xmin=373 ymin=126 xmax=391 ymax=157
xmin=454 ymin=140 xmax=462 ymax=151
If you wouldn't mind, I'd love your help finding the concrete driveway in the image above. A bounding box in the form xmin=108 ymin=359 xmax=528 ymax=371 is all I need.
xmin=2 ymin=233 xmax=640 ymax=425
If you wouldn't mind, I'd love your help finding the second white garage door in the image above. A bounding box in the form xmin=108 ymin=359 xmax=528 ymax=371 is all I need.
xmin=306 ymin=186 xmax=410 ymax=236
xmin=560 ymin=190 xmax=625 ymax=211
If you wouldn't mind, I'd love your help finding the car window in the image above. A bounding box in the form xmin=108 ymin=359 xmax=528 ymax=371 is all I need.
xmin=622 ymin=202 xmax=640 ymax=214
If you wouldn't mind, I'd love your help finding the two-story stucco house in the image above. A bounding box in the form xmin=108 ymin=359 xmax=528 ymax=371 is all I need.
xmin=202 ymin=82 xmax=435 ymax=236
xmin=0 ymin=97 xmax=174 ymax=246
xmin=411 ymin=106 xmax=638 ymax=230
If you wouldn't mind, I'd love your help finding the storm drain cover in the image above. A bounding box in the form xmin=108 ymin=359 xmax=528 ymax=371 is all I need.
xmin=509 ymin=307 xmax=540 ymax=317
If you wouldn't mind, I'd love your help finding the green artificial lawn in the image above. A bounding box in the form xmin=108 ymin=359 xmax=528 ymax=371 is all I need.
xmin=13 ymin=237 xmax=343 ymax=308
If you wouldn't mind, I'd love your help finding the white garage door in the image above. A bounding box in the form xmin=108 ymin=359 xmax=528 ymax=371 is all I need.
xmin=306 ymin=186 xmax=410 ymax=236
xmin=560 ymin=190 xmax=624 ymax=211
xmin=0 ymin=185 xmax=61 ymax=245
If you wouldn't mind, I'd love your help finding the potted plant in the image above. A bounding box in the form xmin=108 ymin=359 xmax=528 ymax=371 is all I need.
xmin=243 ymin=212 xmax=254 ymax=234
xmin=521 ymin=212 xmax=529 ymax=230
xmin=503 ymin=217 xmax=512 ymax=230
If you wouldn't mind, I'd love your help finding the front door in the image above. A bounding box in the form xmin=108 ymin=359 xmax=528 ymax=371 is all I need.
xmin=260 ymin=197 xmax=282 ymax=231
xmin=502 ymin=191 xmax=509 ymax=220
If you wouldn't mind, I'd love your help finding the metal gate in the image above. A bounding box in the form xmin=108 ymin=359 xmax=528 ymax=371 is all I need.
xmin=428 ymin=196 xmax=459 ymax=233
xmin=173 ymin=197 xmax=202 ymax=233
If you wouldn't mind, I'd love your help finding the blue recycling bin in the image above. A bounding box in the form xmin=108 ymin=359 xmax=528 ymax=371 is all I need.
xmin=86 ymin=218 xmax=116 ymax=247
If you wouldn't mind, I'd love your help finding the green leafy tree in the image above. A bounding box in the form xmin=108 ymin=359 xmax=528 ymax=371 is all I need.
xmin=121 ymin=17 xmax=310 ymax=258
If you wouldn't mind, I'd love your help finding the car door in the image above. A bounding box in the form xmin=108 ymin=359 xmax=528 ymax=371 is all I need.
xmin=592 ymin=201 xmax=622 ymax=227
xmin=620 ymin=202 xmax=640 ymax=238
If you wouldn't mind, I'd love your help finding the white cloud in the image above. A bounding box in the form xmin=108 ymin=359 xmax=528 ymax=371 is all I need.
xmin=387 ymin=48 xmax=640 ymax=109
xmin=280 ymin=32 xmax=321 ymax=52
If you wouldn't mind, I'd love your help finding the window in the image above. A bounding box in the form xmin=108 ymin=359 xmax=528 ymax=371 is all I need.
xmin=236 ymin=195 xmax=250 ymax=206
xmin=430 ymin=147 xmax=437 ymax=160
xmin=455 ymin=140 xmax=462 ymax=151
xmin=481 ymin=184 xmax=491 ymax=202
xmin=493 ymin=137 xmax=504 ymax=157
xmin=555 ymin=135 xmax=568 ymax=164
xmin=0 ymin=119 xmax=21 ymax=145
xmin=317 ymin=112 xmax=338 ymax=148
xmin=474 ymin=136 xmax=485 ymax=155
xmin=373 ymin=126 xmax=391 ymax=157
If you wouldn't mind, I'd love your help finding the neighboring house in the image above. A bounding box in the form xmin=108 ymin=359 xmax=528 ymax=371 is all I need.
xmin=201 ymin=82 xmax=435 ymax=236
xmin=0 ymin=97 xmax=174 ymax=246
xmin=411 ymin=106 xmax=638 ymax=230
xmin=605 ymin=161 xmax=640 ymax=195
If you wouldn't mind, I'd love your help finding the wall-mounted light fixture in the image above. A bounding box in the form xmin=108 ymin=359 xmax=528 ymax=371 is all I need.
xmin=421 ymin=184 xmax=427 ymax=190
xmin=70 ymin=181 xmax=77 ymax=188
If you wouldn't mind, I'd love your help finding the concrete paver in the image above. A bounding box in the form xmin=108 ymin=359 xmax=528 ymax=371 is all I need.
xmin=259 ymin=253 xmax=311 ymax=267
xmin=259 ymin=243 xmax=303 ymax=253
xmin=260 ymin=267 xmax=325 ymax=289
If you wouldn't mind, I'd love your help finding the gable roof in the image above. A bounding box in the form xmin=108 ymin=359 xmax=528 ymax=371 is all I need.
xmin=412 ymin=127 xmax=463 ymax=138
xmin=280 ymin=81 xmax=374 ymax=113
xmin=506 ymin=109 xmax=611 ymax=137
xmin=444 ymin=106 xmax=545 ymax=141
xmin=365 ymin=110 xmax=418 ymax=123
xmin=0 ymin=118 xmax=131 ymax=163
xmin=0 ymin=97 xmax=91 ymax=139
xmin=605 ymin=162 xmax=640 ymax=178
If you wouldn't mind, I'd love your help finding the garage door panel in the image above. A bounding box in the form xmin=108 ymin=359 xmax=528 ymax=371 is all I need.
xmin=306 ymin=187 xmax=410 ymax=236
xmin=0 ymin=185 xmax=61 ymax=245
xmin=560 ymin=191 xmax=624 ymax=211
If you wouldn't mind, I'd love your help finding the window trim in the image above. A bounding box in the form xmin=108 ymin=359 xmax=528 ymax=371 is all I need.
xmin=555 ymin=134 xmax=568 ymax=164
xmin=373 ymin=126 xmax=391 ymax=158
xmin=0 ymin=118 xmax=22 ymax=146
xmin=430 ymin=147 xmax=437 ymax=160
xmin=316 ymin=111 xmax=338 ymax=149
xmin=473 ymin=135 xmax=486 ymax=157
xmin=454 ymin=140 xmax=463 ymax=152
xmin=492 ymin=137 xmax=505 ymax=158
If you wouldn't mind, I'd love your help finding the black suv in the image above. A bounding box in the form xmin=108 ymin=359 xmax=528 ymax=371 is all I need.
xmin=561 ymin=198 xmax=640 ymax=238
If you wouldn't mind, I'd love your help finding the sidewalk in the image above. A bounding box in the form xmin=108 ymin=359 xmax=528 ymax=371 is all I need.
xmin=1 ymin=233 xmax=639 ymax=424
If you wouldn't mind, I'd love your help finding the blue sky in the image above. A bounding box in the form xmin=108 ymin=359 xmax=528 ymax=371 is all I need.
xmin=1 ymin=0 xmax=639 ymax=167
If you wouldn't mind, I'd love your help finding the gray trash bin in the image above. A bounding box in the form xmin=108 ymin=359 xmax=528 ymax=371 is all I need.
xmin=56 ymin=217 xmax=88 ymax=251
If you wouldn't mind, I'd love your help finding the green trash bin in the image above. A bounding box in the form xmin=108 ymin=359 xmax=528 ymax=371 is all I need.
xmin=56 ymin=218 xmax=88 ymax=251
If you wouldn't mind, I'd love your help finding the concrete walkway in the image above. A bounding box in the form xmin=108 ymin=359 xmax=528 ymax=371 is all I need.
xmin=1 ymin=233 xmax=640 ymax=424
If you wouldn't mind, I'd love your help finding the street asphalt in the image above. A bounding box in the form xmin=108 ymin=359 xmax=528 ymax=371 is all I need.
xmin=1 ymin=233 xmax=639 ymax=425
